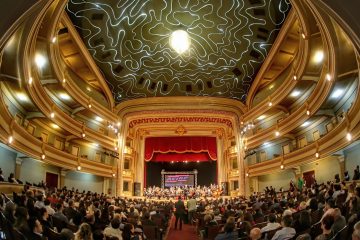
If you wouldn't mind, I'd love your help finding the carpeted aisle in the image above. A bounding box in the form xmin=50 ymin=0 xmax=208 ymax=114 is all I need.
xmin=165 ymin=215 xmax=199 ymax=240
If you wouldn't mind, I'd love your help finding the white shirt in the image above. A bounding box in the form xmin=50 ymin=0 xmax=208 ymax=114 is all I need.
xmin=261 ymin=222 xmax=281 ymax=233
xmin=104 ymin=227 xmax=122 ymax=240
xmin=45 ymin=205 xmax=55 ymax=215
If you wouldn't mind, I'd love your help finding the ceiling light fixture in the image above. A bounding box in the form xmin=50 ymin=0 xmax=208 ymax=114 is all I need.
xmin=306 ymin=110 xmax=310 ymax=116
xmin=77 ymin=165 xmax=81 ymax=171
xmin=280 ymin=165 xmax=284 ymax=169
xmin=88 ymin=104 xmax=92 ymax=108
xmin=81 ymin=133 xmax=86 ymax=138
xmin=169 ymin=29 xmax=191 ymax=54
xmin=326 ymin=73 xmax=332 ymax=81
xmin=17 ymin=93 xmax=28 ymax=102
xmin=35 ymin=53 xmax=46 ymax=68
xmin=8 ymin=136 xmax=13 ymax=144
xmin=331 ymin=89 xmax=344 ymax=99
xmin=301 ymin=121 xmax=310 ymax=127
xmin=275 ymin=131 xmax=280 ymax=137
xmin=268 ymin=101 xmax=273 ymax=107
xmin=62 ymin=78 xmax=66 ymax=83
xmin=301 ymin=33 xmax=306 ymax=39
xmin=51 ymin=37 xmax=57 ymax=43
xmin=291 ymin=90 xmax=301 ymax=97
xmin=315 ymin=152 xmax=319 ymax=158
xmin=95 ymin=116 xmax=103 ymax=122
xmin=293 ymin=75 xmax=297 ymax=80
xmin=28 ymin=77 xmax=33 ymax=84
xmin=313 ymin=50 xmax=324 ymax=63
xmin=51 ymin=123 xmax=59 ymax=129
xmin=41 ymin=154 xmax=46 ymax=160
xmin=50 ymin=112 xmax=55 ymax=118
xmin=59 ymin=93 xmax=70 ymax=100
xmin=246 ymin=173 xmax=249 ymax=177
xmin=346 ymin=132 xmax=352 ymax=141
xmin=257 ymin=115 xmax=266 ymax=120
xmin=112 ymin=173 xmax=116 ymax=177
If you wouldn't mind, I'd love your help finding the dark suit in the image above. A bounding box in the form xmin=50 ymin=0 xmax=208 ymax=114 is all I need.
xmin=175 ymin=199 xmax=185 ymax=230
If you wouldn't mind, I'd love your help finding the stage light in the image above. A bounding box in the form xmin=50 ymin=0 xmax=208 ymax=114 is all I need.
xmin=169 ymin=30 xmax=190 ymax=54
xmin=77 ymin=165 xmax=81 ymax=171
xmin=50 ymin=112 xmax=55 ymax=118
xmin=171 ymin=161 xmax=174 ymax=164
xmin=8 ymin=136 xmax=13 ymax=144
xmin=315 ymin=152 xmax=319 ymax=158
xmin=86 ymin=86 xmax=91 ymax=92
xmin=41 ymin=154 xmax=45 ymax=160
xmin=346 ymin=133 xmax=352 ymax=141
xmin=196 ymin=160 xmax=200 ymax=163
xmin=185 ymin=160 xmax=188 ymax=163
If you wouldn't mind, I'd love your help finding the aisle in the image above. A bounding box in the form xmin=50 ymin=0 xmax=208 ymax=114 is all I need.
xmin=165 ymin=215 xmax=199 ymax=240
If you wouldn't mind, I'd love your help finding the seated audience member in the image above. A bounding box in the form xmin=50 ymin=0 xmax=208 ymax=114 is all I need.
xmin=353 ymin=221 xmax=360 ymax=240
xmin=28 ymin=217 xmax=46 ymax=240
xmin=8 ymin=172 xmax=18 ymax=183
xmin=75 ymin=223 xmax=93 ymax=240
xmin=250 ymin=227 xmax=261 ymax=240
xmin=315 ymin=215 xmax=334 ymax=240
xmin=215 ymin=217 xmax=238 ymax=240
xmin=122 ymin=223 xmax=141 ymax=240
xmin=344 ymin=171 xmax=350 ymax=181
xmin=60 ymin=228 xmax=75 ymax=240
xmin=92 ymin=230 xmax=105 ymax=240
xmin=39 ymin=207 xmax=53 ymax=231
xmin=294 ymin=211 xmax=311 ymax=234
xmin=353 ymin=166 xmax=360 ymax=180
xmin=14 ymin=206 xmax=31 ymax=235
xmin=271 ymin=215 xmax=296 ymax=240
xmin=53 ymin=203 xmax=69 ymax=224
xmin=331 ymin=208 xmax=346 ymax=235
xmin=4 ymin=201 xmax=16 ymax=225
xmin=34 ymin=194 xmax=45 ymax=209
xmin=44 ymin=198 xmax=55 ymax=215
xmin=296 ymin=233 xmax=311 ymax=240
xmin=261 ymin=213 xmax=281 ymax=233
xmin=104 ymin=217 xmax=122 ymax=239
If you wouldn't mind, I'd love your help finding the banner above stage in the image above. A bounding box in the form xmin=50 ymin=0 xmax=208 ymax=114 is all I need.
xmin=144 ymin=136 xmax=217 ymax=161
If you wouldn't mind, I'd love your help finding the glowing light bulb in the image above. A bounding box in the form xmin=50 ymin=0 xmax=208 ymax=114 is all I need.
xmin=346 ymin=133 xmax=352 ymax=141
xmin=77 ymin=166 xmax=81 ymax=171
xmin=8 ymin=136 xmax=13 ymax=144
xmin=169 ymin=30 xmax=191 ymax=54
xmin=280 ymin=165 xmax=284 ymax=169
xmin=315 ymin=152 xmax=319 ymax=158
xmin=268 ymin=102 xmax=273 ymax=107
xmin=275 ymin=131 xmax=280 ymax=137
xmin=41 ymin=154 xmax=45 ymax=160
xmin=50 ymin=112 xmax=55 ymax=118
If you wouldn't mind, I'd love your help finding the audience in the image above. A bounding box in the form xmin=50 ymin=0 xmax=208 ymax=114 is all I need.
xmin=271 ymin=215 xmax=296 ymax=240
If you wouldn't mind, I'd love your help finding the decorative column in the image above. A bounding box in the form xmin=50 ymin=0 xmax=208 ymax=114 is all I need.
xmin=215 ymin=128 xmax=225 ymax=185
xmin=236 ymin=122 xmax=245 ymax=196
xmin=60 ymin=169 xmax=68 ymax=188
xmin=15 ymin=158 xmax=23 ymax=180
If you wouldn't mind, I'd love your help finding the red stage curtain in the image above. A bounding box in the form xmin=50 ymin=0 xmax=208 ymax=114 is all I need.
xmin=152 ymin=152 xmax=210 ymax=162
xmin=145 ymin=137 xmax=217 ymax=161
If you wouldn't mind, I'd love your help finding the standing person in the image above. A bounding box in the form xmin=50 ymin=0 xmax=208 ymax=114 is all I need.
xmin=187 ymin=196 xmax=197 ymax=225
xmin=174 ymin=196 xmax=185 ymax=230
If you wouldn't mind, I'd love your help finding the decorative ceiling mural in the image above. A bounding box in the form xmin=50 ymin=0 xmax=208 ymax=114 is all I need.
xmin=66 ymin=0 xmax=291 ymax=103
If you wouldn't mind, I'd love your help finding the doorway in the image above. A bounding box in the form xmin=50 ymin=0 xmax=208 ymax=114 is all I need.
xmin=303 ymin=170 xmax=315 ymax=188
xmin=46 ymin=172 xmax=58 ymax=189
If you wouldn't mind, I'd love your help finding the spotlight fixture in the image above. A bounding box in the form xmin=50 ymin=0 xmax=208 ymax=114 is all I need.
xmin=315 ymin=152 xmax=319 ymax=158
xmin=301 ymin=33 xmax=306 ymax=39
xmin=171 ymin=161 xmax=174 ymax=164
xmin=280 ymin=165 xmax=284 ymax=169
xmin=77 ymin=165 xmax=81 ymax=171
xmin=112 ymin=173 xmax=116 ymax=177
xmin=346 ymin=133 xmax=352 ymax=141
xmin=28 ymin=77 xmax=33 ymax=84
xmin=268 ymin=102 xmax=273 ymax=107
xmin=81 ymin=133 xmax=86 ymax=138
xmin=275 ymin=131 xmax=280 ymax=137
xmin=246 ymin=173 xmax=249 ymax=177
xmin=306 ymin=110 xmax=310 ymax=116
xmin=185 ymin=160 xmax=188 ymax=163
xmin=291 ymin=90 xmax=301 ymax=97
xmin=62 ymin=78 xmax=66 ymax=83
xmin=41 ymin=154 xmax=45 ymax=160
xmin=196 ymin=160 xmax=200 ymax=163
xmin=51 ymin=37 xmax=57 ymax=43
xmin=114 ymin=146 xmax=118 ymax=151
xmin=88 ymin=104 xmax=92 ymax=108
xmin=293 ymin=75 xmax=297 ymax=80
xmin=8 ymin=136 xmax=13 ymax=144
xmin=50 ymin=112 xmax=55 ymax=118
xmin=169 ymin=29 xmax=191 ymax=54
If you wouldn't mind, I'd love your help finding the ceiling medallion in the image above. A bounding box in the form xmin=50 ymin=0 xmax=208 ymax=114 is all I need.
xmin=175 ymin=125 xmax=187 ymax=136
xmin=169 ymin=30 xmax=190 ymax=54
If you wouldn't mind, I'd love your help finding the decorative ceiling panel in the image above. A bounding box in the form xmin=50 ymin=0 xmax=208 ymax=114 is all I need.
xmin=66 ymin=0 xmax=291 ymax=103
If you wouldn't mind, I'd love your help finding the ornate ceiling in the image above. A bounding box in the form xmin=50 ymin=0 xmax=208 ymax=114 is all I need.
xmin=66 ymin=0 xmax=291 ymax=103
